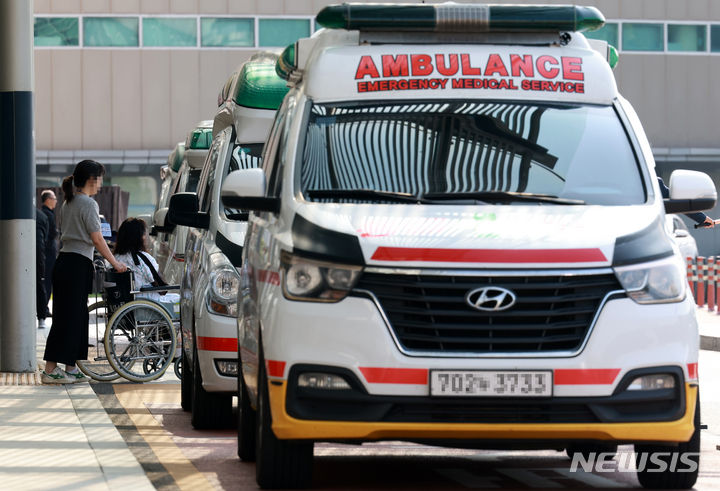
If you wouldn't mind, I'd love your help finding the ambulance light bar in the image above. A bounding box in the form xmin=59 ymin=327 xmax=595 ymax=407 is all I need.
xmin=234 ymin=56 xmax=289 ymax=110
xmin=276 ymin=44 xmax=296 ymax=82
xmin=188 ymin=127 xmax=212 ymax=150
xmin=169 ymin=142 xmax=185 ymax=173
xmin=316 ymin=3 xmax=605 ymax=33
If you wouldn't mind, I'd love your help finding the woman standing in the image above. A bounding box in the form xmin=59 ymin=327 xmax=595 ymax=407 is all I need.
xmin=42 ymin=160 xmax=127 ymax=384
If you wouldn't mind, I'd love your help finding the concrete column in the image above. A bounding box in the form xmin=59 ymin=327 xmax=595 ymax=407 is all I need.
xmin=0 ymin=0 xmax=36 ymax=372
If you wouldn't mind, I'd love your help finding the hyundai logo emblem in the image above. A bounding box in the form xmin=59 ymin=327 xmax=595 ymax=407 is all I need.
xmin=465 ymin=287 xmax=517 ymax=312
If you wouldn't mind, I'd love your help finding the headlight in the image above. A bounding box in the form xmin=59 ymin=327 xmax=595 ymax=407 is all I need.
xmin=614 ymin=256 xmax=686 ymax=304
xmin=626 ymin=374 xmax=675 ymax=391
xmin=281 ymin=251 xmax=362 ymax=302
xmin=208 ymin=267 xmax=240 ymax=316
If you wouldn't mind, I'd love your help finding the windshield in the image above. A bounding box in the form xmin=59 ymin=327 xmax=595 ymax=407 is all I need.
xmin=299 ymin=101 xmax=645 ymax=205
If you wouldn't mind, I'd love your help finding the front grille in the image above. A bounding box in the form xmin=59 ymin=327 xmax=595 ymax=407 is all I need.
xmin=354 ymin=271 xmax=623 ymax=354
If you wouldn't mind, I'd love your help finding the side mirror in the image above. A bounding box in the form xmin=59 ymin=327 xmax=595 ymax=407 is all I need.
xmin=168 ymin=192 xmax=209 ymax=229
xmin=152 ymin=207 xmax=175 ymax=234
xmin=137 ymin=213 xmax=152 ymax=225
xmin=220 ymin=168 xmax=280 ymax=213
xmin=664 ymin=170 xmax=717 ymax=214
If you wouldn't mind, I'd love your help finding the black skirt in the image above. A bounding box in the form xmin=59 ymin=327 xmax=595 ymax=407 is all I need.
xmin=43 ymin=252 xmax=94 ymax=365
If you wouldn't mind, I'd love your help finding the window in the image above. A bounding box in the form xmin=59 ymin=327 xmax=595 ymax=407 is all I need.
xmin=84 ymin=17 xmax=139 ymax=47
xmin=712 ymin=25 xmax=720 ymax=52
xmin=258 ymin=18 xmax=311 ymax=47
xmin=186 ymin=169 xmax=202 ymax=193
xmin=300 ymin=102 xmax=644 ymax=206
xmin=261 ymin=98 xmax=293 ymax=197
xmin=667 ymin=24 xmax=706 ymax=52
xmin=622 ymin=23 xmax=663 ymax=51
xmin=143 ymin=17 xmax=196 ymax=47
xmin=201 ymin=18 xmax=253 ymax=47
xmin=198 ymin=127 xmax=232 ymax=213
xmin=112 ymin=176 xmax=158 ymax=217
xmin=34 ymin=17 xmax=79 ymax=46
xmin=584 ymin=22 xmax=619 ymax=47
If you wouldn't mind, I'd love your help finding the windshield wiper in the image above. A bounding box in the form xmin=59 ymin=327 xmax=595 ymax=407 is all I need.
xmin=421 ymin=191 xmax=585 ymax=205
xmin=306 ymin=189 xmax=429 ymax=204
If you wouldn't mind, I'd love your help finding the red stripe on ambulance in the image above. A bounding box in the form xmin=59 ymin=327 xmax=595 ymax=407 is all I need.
xmin=267 ymin=360 xmax=287 ymax=378
xmin=371 ymin=247 xmax=607 ymax=263
xmin=359 ymin=367 xmax=429 ymax=385
xmin=197 ymin=336 xmax=237 ymax=352
xmin=554 ymin=368 xmax=620 ymax=385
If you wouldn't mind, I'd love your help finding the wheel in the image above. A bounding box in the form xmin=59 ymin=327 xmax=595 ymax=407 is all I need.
xmin=191 ymin=342 xmax=233 ymax=429
xmin=635 ymin=391 xmax=700 ymax=489
xmin=238 ymin=366 xmax=256 ymax=461
xmin=104 ymin=300 xmax=177 ymax=383
xmin=181 ymin=341 xmax=192 ymax=411
xmin=565 ymin=442 xmax=618 ymax=461
xmin=255 ymin=356 xmax=313 ymax=489
xmin=174 ymin=354 xmax=182 ymax=379
xmin=77 ymin=301 xmax=121 ymax=381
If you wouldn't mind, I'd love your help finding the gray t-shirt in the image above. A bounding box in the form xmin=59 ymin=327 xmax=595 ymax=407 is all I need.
xmin=58 ymin=193 xmax=101 ymax=260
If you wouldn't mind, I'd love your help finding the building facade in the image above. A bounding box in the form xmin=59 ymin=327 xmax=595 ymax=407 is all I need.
xmin=34 ymin=0 xmax=720 ymax=253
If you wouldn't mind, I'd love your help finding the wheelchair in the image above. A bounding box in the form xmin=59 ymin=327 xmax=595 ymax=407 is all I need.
xmin=77 ymin=261 xmax=181 ymax=383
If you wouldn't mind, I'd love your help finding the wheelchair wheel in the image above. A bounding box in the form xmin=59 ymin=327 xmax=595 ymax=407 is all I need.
xmin=77 ymin=301 xmax=121 ymax=381
xmin=105 ymin=300 xmax=177 ymax=383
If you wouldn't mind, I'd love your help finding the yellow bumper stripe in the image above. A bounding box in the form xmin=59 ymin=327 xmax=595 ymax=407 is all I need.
xmin=269 ymin=382 xmax=696 ymax=443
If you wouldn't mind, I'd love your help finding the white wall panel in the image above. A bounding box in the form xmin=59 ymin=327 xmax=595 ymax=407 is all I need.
xmin=51 ymin=50 xmax=83 ymax=150
xmin=34 ymin=50 xmax=53 ymax=149
xmin=82 ymin=50 xmax=112 ymax=149
xmin=141 ymin=51 xmax=172 ymax=148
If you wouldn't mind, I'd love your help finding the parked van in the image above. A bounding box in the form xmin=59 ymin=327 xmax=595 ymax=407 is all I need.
xmin=155 ymin=121 xmax=212 ymax=285
xmin=148 ymin=141 xmax=184 ymax=268
xmin=221 ymin=4 xmax=716 ymax=489
xmin=169 ymin=54 xmax=289 ymax=428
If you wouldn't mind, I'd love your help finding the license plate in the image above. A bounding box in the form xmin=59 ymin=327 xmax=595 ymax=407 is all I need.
xmin=430 ymin=370 xmax=552 ymax=397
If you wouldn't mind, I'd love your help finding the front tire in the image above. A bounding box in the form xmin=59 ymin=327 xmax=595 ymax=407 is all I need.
xmin=180 ymin=348 xmax=192 ymax=411
xmin=255 ymin=358 xmax=313 ymax=489
xmin=635 ymin=392 xmax=700 ymax=489
xmin=190 ymin=343 xmax=233 ymax=429
xmin=237 ymin=367 xmax=256 ymax=461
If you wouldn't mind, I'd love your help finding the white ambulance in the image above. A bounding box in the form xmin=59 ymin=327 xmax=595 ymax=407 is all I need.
xmin=169 ymin=54 xmax=288 ymax=428
xmin=221 ymin=3 xmax=715 ymax=489
xmin=154 ymin=121 xmax=213 ymax=286
xmin=148 ymin=141 xmax=183 ymax=270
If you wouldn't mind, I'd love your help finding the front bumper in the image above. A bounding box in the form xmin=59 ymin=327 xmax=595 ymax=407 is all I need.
xmin=269 ymin=381 xmax=697 ymax=444
xmin=195 ymin=310 xmax=238 ymax=393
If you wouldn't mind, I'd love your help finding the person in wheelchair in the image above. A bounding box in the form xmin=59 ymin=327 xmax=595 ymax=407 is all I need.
xmin=113 ymin=217 xmax=180 ymax=308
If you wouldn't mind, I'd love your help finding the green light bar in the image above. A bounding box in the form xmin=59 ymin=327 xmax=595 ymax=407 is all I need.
xmin=234 ymin=55 xmax=289 ymax=110
xmin=608 ymin=44 xmax=619 ymax=69
xmin=275 ymin=43 xmax=296 ymax=82
xmin=316 ymin=3 xmax=605 ymax=33
xmin=188 ymin=128 xmax=213 ymax=150
xmin=170 ymin=143 xmax=185 ymax=172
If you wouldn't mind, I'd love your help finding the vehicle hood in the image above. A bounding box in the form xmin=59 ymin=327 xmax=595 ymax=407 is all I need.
xmin=291 ymin=203 xmax=670 ymax=268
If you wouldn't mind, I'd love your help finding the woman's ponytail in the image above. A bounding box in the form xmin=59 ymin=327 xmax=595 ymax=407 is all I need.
xmin=61 ymin=175 xmax=74 ymax=203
